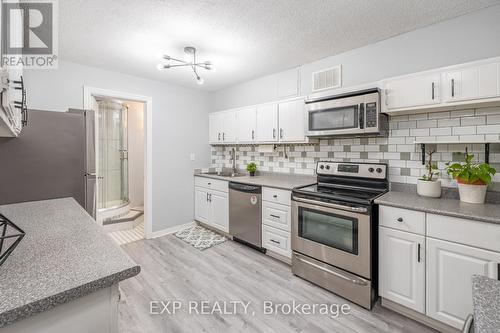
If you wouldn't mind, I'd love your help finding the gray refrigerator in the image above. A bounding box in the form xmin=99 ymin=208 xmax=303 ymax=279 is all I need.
xmin=0 ymin=109 xmax=97 ymax=219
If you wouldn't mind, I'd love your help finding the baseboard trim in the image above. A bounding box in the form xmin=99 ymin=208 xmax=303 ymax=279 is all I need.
xmin=380 ymin=298 xmax=460 ymax=333
xmin=148 ymin=222 xmax=195 ymax=239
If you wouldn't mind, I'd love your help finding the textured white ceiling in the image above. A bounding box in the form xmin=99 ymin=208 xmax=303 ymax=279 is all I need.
xmin=59 ymin=0 xmax=500 ymax=91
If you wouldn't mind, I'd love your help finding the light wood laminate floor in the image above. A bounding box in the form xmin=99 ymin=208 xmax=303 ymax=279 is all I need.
xmin=119 ymin=235 xmax=436 ymax=333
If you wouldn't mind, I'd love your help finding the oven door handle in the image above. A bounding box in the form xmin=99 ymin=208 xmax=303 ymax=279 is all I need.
xmin=295 ymin=254 xmax=368 ymax=286
xmin=292 ymin=196 xmax=368 ymax=213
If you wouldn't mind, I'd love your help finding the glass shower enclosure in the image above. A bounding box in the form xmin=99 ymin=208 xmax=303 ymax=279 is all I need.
xmin=97 ymin=100 xmax=129 ymax=212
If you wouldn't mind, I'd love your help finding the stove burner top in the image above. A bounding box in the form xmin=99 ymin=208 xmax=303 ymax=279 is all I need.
xmin=292 ymin=161 xmax=389 ymax=205
xmin=293 ymin=184 xmax=385 ymax=204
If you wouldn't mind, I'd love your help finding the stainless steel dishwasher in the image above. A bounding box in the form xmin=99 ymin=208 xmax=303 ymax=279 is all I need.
xmin=229 ymin=182 xmax=264 ymax=251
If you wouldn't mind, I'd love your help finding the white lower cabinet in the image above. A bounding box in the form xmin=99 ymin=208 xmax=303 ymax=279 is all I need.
xmin=379 ymin=227 xmax=425 ymax=313
xmin=262 ymin=225 xmax=291 ymax=258
xmin=379 ymin=204 xmax=500 ymax=331
xmin=426 ymin=237 xmax=500 ymax=329
xmin=262 ymin=201 xmax=291 ymax=231
xmin=261 ymin=187 xmax=292 ymax=259
xmin=194 ymin=187 xmax=209 ymax=223
xmin=194 ymin=177 xmax=229 ymax=233
xmin=208 ymin=190 xmax=229 ymax=232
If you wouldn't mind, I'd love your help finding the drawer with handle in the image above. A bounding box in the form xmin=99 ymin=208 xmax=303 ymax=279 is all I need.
xmin=262 ymin=201 xmax=291 ymax=232
xmin=194 ymin=176 xmax=228 ymax=193
xmin=379 ymin=205 xmax=425 ymax=235
xmin=262 ymin=187 xmax=291 ymax=206
xmin=262 ymin=225 xmax=291 ymax=258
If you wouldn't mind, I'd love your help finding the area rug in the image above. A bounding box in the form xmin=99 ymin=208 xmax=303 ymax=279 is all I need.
xmin=174 ymin=225 xmax=227 ymax=250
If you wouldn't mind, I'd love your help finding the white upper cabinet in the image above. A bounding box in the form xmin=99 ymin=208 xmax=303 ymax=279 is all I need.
xmin=256 ymin=103 xmax=278 ymax=142
xmin=210 ymin=97 xmax=308 ymax=145
xmin=384 ymin=73 xmax=441 ymax=111
xmin=278 ymin=98 xmax=306 ymax=142
xmin=379 ymin=227 xmax=425 ymax=314
xmin=236 ymin=107 xmax=257 ymax=143
xmin=222 ymin=111 xmax=237 ymax=143
xmin=209 ymin=112 xmax=223 ymax=143
xmin=383 ymin=56 xmax=500 ymax=114
xmin=426 ymin=237 xmax=500 ymax=329
xmin=209 ymin=111 xmax=237 ymax=144
xmin=445 ymin=62 xmax=500 ymax=102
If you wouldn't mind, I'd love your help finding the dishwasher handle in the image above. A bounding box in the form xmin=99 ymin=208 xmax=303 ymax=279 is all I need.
xmin=229 ymin=182 xmax=262 ymax=194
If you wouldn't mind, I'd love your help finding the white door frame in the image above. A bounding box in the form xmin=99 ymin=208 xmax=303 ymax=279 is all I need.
xmin=83 ymin=86 xmax=153 ymax=239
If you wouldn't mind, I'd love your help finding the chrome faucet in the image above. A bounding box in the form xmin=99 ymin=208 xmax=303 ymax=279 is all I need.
xmin=230 ymin=147 xmax=237 ymax=174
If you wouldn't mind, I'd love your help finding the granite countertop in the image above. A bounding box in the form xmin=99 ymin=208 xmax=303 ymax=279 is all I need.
xmin=472 ymin=275 xmax=500 ymax=332
xmin=195 ymin=172 xmax=317 ymax=190
xmin=375 ymin=191 xmax=500 ymax=225
xmin=0 ymin=198 xmax=140 ymax=327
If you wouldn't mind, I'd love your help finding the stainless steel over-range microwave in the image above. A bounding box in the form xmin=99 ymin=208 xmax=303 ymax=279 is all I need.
xmin=305 ymin=89 xmax=388 ymax=137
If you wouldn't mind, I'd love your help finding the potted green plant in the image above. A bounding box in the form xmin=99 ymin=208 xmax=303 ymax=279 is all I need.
xmin=445 ymin=153 xmax=496 ymax=204
xmin=417 ymin=150 xmax=441 ymax=198
xmin=246 ymin=162 xmax=257 ymax=177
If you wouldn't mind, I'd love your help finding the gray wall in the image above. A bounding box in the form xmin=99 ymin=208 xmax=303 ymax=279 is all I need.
xmin=212 ymin=5 xmax=500 ymax=111
xmin=24 ymin=61 xmax=211 ymax=233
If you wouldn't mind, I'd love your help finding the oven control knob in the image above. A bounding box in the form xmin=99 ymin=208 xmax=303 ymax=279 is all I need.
xmin=319 ymin=164 xmax=324 ymax=169
xmin=376 ymin=168 xmax=383 ymax=173
xmin=325 ymin=165 xmax=330 ymax=170
xmin=368 ymin=167 xmax=374 ymax=173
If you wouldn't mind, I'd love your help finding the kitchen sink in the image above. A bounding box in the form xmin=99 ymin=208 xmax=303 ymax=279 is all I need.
xmin=204 ymin=171 xmax=246 ymax=178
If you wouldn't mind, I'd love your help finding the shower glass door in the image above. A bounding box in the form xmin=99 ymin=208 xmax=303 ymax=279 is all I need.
xmin=97 ymin=100 xmax=129 ymax=210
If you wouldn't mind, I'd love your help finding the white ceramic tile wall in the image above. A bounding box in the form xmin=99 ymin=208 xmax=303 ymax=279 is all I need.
xmin=211 ymin=107 xmax=500 ymax=190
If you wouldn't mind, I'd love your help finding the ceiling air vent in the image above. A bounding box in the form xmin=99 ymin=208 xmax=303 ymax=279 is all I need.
xmin=312 ymin=65 xmax=342 ymax=92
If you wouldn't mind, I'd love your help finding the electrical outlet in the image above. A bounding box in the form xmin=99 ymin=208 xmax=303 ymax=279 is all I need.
xmin=190 ymin=153 xmax=195 ymax=161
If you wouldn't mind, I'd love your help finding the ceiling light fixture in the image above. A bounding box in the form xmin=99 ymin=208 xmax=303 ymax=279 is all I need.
xmin=157 ymin=46 xmax=213 ymax=85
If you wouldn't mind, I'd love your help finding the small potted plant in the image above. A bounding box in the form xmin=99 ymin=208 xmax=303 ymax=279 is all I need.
xmin=417 ymin=150 xmax=441 ymax=198
xmin=445 ymin=153 xmax=496 ymax=204
xmin=246 ymin=162 xmax=257 ymax=177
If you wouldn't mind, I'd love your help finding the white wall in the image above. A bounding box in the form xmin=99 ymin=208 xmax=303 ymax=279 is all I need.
xmin=212 ymin=5 xmax=500 ymax=110
xmin=126 ymin=101 xmax=144 ymax=209
xmin=24 ymin=61 xmax=211 ymax=233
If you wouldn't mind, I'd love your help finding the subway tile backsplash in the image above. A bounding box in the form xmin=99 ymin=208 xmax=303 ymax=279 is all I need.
xmin=210 ymin=107 xmax=500 ymax=190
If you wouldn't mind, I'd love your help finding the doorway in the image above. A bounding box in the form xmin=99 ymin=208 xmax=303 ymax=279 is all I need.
xmin=84 ymin=87 xmax=153 ymax=240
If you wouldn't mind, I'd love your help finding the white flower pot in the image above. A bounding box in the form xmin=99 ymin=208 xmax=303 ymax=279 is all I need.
xmin=457 ymin=183 xmax=488 ymax=204
xmin=417 ymin=179 xmax=442 ymax=198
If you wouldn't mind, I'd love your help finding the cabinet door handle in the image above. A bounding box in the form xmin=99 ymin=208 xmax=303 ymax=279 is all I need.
xmin=218 ymin=133 xmax=221 ymax=141
xmin=431 ymin=82 xmax=435 ymax=100
xmin=270 ymin=239 xmax=281 ymax=245
xmin=280 ymin=128 xmax=283 ymax=139
xmin=252 ymin=130 xmax=255 ymax=140
xmin=206 ymin=193 xmax=209 ymax=202
xmin=208 ymin=193 xmax=212 ymax=202
xmin=273 ymin=128 xmax=276 ymax=139
xmin=396 ymin=217 xmax=403 ymax=223
xmin=417 ymin=243 xmax=421 ymax=262
xmin=451 ymin=78 xmax=455 ymax=98
xmin=273 ymin=194 xmax=278 ymax=198
xmin=223 ymin=132 xmax=225 ymax=141
xmin=270 ymin=214 xmax=280 ymax=219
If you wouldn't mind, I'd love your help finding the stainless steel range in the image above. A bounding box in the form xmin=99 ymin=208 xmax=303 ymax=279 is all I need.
xmin=291 ymin=161 xmax=388 ymax=309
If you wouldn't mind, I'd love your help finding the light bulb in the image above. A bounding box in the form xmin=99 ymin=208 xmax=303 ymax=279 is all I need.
xmin=156 ymin=63 xmax=165 ymax=71
xmin=196 ymin=76 xmax=204 ymax=85
xmin=205 ymin=61 xmax=215 ymax=72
